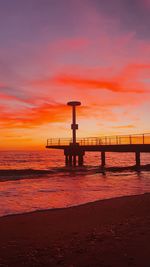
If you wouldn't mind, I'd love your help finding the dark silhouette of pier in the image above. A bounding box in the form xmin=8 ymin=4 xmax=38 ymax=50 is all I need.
xmin=46 ymin=101 xmax=150 ymax=167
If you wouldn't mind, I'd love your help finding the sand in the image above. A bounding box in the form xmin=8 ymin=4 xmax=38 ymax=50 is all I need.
xmin=0 ymin=193 xmax=150 ymax=267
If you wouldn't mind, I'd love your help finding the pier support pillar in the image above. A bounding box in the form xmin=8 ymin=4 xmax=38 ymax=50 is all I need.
xmin=73 ymin=155 xmax=76 ymax=166
xmin=64 ymin=147 xmax=84 ymax=167
xmin=101 ymin=151 xmax=106 ymax=167
xmin=78 ymin=155 xmax=83 ymax=166
xmin=65 ymin=155 xmax=69 ymax=166
xmin=69 ymin=155 xmax=72 ymax=166
xmin=135 ymin=152 xmax=140 ymax=167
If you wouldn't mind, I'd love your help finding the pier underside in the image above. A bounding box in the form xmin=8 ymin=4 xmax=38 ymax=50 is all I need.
xmin=46 ymin=144 xmax=150 ymax=153
xmin=46 ymin=144 xmax=150 ymax=167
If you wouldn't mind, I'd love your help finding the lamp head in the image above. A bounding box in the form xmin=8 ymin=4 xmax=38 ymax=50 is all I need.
xmin=67 ymin=101 xmax=81 ymax=106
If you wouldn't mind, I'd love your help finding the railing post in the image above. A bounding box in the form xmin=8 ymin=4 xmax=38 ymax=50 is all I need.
xmin=129 ymin=135 xmax=132 ymax=144
xmin=143 ymin=134 xmax=145 ymax=144
xmin=116 ymin=136 xmax=118 ymax=145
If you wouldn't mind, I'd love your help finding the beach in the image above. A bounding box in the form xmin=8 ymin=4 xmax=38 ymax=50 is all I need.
xmin=0 ymin=193 xmax=150 ymax=267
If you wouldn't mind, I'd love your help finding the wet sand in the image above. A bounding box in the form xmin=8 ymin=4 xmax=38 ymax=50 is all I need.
xmin=0 ymin=193 xmax=150 ymax=267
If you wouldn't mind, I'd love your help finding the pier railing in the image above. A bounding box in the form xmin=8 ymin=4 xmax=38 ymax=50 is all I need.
xmin=47 ymin=133 xmax=150 ymax=146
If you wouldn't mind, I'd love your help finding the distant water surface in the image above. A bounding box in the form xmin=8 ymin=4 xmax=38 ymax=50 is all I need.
xmin=0 ymin=150 xmax=150 ymax=217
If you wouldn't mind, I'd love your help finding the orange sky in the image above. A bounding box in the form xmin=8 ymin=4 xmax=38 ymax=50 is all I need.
xmin=0 ymin=0 xmax=150 ymax=150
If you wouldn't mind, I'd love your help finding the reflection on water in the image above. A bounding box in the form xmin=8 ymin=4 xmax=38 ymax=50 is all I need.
xmin=0 ymin=150 xmax=150 ymax=217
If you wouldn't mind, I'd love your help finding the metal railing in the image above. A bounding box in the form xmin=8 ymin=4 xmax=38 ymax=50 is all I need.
xmin=46 ymin=133 xmax=150 ymax=147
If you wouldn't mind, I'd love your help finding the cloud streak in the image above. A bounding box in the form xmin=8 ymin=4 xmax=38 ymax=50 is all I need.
xmin=52 ymin=74 xmax=145 ymax=93
xmin=0 ymin=100 xmax=88 ymax=129
xmin=112 ymin=124 xmax=135 ymax=129
xmin=31 ymin=63 xmax=150 ymax=94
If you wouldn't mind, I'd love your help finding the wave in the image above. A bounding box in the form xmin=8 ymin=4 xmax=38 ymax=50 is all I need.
xmin=0 ymin=168 xmax=54 ymax=182
xmin=0 ymin=168 xmax=53 ymax=176
xmin=0 ymin=164 xmax=150 ymax=182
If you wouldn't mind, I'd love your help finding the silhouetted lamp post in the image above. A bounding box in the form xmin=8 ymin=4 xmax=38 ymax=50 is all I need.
xmin=67 ymin=101 xmax=81 ymax=145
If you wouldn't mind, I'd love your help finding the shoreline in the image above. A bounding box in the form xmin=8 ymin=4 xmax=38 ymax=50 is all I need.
xmin=0 ymin=192 xmax=149 ymax=219
xmin=0 ymin=193 xmax=150 ymax=266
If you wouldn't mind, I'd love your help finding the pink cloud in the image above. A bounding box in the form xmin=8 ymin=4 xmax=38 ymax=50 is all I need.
xmin=0 ymin=99 xmax=88 ymax=129
xmin=31 ymin=62 xmax=150 ymax=95
xmin=52 ymin=74 xmax=144 ymax=93
xmin=139 ymin=0 xmax=150 ymax=8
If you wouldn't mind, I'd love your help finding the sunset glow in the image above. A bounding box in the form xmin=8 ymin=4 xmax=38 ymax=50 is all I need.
xmin=0 ymin=0 xmax=150 ymax=149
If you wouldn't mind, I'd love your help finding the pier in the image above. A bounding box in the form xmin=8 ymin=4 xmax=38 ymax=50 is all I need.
xmin=46 ymin=101 xmax=150 ymax=167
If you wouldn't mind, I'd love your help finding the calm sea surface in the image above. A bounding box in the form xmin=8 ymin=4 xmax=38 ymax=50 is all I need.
xmin=0 ymin=150 xmax=150 ymax=217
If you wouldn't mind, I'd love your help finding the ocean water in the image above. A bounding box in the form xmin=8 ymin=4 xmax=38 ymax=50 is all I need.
xmin=0 ymin=150 xmax=150 ymax=217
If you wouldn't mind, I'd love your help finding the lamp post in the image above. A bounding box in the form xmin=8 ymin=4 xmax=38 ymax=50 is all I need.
xmin=67 ymin=101 xmax=81 ymax=145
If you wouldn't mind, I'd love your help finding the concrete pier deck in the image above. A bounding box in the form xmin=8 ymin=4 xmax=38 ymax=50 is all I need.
xmin=46 ymin=134 xmax=150 ymax=167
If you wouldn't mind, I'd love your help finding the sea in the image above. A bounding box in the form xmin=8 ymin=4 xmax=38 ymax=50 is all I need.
xmin=0 ymin=150 xmax=150 ymax=217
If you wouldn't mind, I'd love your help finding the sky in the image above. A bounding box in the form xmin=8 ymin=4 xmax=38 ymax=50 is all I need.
xmin=0 ymin=0 xmax=150 ymax=149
